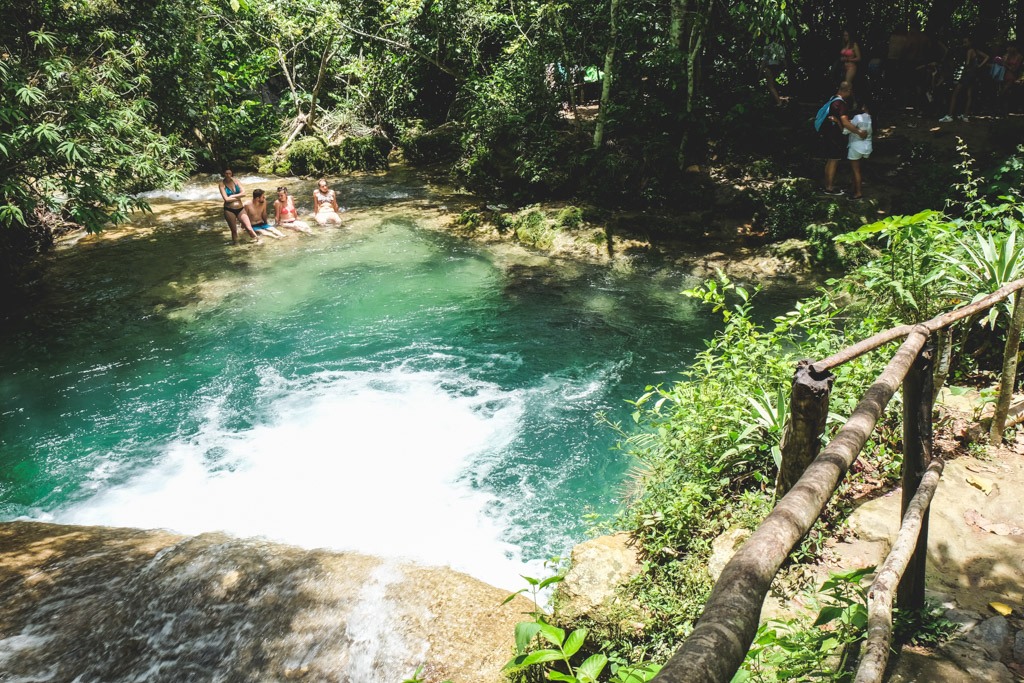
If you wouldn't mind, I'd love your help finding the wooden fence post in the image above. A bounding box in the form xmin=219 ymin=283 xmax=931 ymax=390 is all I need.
xmin=776 ymin=359 xmax=835 ymax=500
xmin=898 ymin=341 xmax=934 ymax=612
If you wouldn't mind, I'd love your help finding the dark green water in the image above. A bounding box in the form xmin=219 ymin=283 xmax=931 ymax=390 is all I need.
xmin=0 ymin=174 xmax=795 ymax=588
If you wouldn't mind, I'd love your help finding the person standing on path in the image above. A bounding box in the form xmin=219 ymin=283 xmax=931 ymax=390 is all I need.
xmin=845 ymin=103 xmax=872 ymax=199
xmin=822 ymin=82 xmax=867 ymax=196
xmin=840 ymin=30 xmax=862 ymax=83
xmin=940 ymin=37 xmax=989 ymax=122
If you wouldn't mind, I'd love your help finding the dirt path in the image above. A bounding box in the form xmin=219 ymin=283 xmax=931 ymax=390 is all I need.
xmin=825 ymin=394 xmax=1024 ymax=680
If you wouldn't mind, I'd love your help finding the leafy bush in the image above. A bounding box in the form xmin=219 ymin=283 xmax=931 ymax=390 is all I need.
xmin=610 ymin=274 xmax=902 ymax=654
xmin=400 ymin=120 xmax=464 ymax=165
xmin=453 ymin=210 xmax=483 ymax=229
xmin=337 ymin=134 xmax=391 ymax=172
xmin=214 ymin=99 xmax=280 ymax=157
xmin=0 ymin=29 xmax=190 ymax=288
xmin=556 ymin=206 xmax=585 ymax=230
xmin=737 ymin=567 xmax=872 ymax=681
xmin=754 ymin=178 xmax=823 ymax=240
xmin=285 ymin=137 xmax=330 ymax=177
xmin=513 ymin=209 xmax=558 ymax=249
xmin=805 ymin=222 xmax=843 ymax=267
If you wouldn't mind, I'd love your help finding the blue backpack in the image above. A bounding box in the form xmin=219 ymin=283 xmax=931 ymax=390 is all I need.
xmin=814 ymin=96 xmax=842 ymax=132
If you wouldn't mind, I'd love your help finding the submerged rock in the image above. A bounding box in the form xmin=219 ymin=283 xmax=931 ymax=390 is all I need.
xmin=0 ymin=521 xmax=529 ymax=683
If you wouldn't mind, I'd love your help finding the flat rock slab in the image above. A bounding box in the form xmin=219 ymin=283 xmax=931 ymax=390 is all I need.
xmin=845 ymin=454 xmax=1024 ymax=613
xmin=0 ymin=521 xmax=530 ymax=683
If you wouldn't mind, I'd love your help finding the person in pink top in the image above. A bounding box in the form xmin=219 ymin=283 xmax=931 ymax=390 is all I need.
xmin=840 ymin=30 xmax=862 ymax=82
xmin=273 ymin=187 xmax=312 ymax=233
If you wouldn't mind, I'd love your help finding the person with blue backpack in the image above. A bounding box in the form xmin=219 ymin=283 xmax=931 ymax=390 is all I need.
xmin=817 ymin=82 xmax=867 ymax=195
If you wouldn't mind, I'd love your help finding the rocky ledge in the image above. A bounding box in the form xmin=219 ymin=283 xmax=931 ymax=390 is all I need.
xmin=0 ymin=521 xmax=530 ymax=682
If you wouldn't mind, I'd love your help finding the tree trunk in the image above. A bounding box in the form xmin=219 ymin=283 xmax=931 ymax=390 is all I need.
xmin=931 ymin=326 xmax=953 ymax=403
xmin=1019 ymin=0 xmax=1024 ymax=55
xmin=776 ymin=360 xmax=834 ymax=500
xmin=592 ymin=0 xmax=619 ymax=148
xmin=990 ymin=291 xmax=1024 ymax=443
xmin=276 ymin=47 xmax=310 ymax=155
xmin=552 ymin=14 xmax=580 ymax=132
xmin=672 ymin=0 xmax=708 ymax=169
xmin=975 ymin=0 xmax=1003 ymax=46
xmin=308 ymin=40 xmax=338 ymax=131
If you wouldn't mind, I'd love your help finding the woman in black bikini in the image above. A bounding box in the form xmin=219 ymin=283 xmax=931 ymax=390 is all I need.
xmin=218 ymin=168 xmax=261 ymax=244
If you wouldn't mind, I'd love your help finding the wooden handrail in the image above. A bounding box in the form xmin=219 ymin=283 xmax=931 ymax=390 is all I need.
xmin=652 ymin=326 xmax=930 ymax=683
xmin=653 ymin=276 xmax=1024 ymax=683
xmin=813 ymin=278 xmax=1024 ymax=373
xmin=854 ymin=458 xmax=945 ymax=683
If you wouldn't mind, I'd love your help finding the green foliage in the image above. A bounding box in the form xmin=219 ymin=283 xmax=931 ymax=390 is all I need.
xmin=555 ymin=207 xmax=585 ymax=230
xmin=400 ymin=121 xmax=464 ymax=165
xmin=0 ymin=29 xmax=190 ymax=284
xmin=454 ymin=210 xmax=484 ymax=230
xmin=941 ymin=229 xmax=1024 ymax=328
xmin=504 ymin=572 xmax=661 ymax=683
xmin=402 ymin=666 xmax=452 ymax=683
xmin=988 ymin=146 xmax=1024 ymax=199
xmin=735 ymin=567 xmax=873 ymax=682
xmin=514 ymin=209 xmax=559 ymax=249
xmin=894 ymin=601 xmax=960 ymax=648
xmin=337 ymin=134 xmax=392 ymax=172
xmin=611 ymin=274 xmax=882 ymax=652
xmin=835 ymin=210 xmax=958 ymax=322
xmin=215 ymin=99 xmax=281 ymax=159
xmin=284 ymin=137 xmax=330 ymax=177
xmin=804 ymin=222 xmax=844 ymax=267
xmin=754 ymin=179 xmax=824 ymax=241
xmin=505 ymin=619 xmax=610 ymax=683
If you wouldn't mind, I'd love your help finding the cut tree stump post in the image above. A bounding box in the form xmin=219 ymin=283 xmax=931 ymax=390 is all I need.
xmin=898 ymin=341 xmax=934 ymax=612
xmin=776 ymin=359 xmax=835 ymax=500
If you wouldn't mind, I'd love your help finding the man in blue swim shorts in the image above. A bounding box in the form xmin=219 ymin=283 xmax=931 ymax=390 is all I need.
xmin=243 ymin=189 xmax=288 ymax=239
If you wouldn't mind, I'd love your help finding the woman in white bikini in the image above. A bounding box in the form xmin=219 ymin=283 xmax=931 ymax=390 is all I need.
xmin=312 ymin=179 xmax=342 ymax=225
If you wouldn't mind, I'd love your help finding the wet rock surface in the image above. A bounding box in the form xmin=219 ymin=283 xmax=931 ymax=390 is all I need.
xmin=0 ymin=521 xmax=529 ymax=683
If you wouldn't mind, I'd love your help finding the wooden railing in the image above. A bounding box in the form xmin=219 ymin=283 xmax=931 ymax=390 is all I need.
xmin=653 ymin=278 xmax=1024 ymax=683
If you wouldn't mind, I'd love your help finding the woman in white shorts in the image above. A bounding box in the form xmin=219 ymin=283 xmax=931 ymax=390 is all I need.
xmin=846 ymin=105 xmax=872 ymax=200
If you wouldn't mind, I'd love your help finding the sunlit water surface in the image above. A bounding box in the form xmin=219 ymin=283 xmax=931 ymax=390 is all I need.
xmin=0 ymin=173 xmax=798 ymax=591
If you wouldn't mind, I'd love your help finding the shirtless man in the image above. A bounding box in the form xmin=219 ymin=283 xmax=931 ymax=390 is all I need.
xmin=243 ymin=189 xmax=287 ymax=239
xmin=273 ymin=187 xmax=312 ymax=233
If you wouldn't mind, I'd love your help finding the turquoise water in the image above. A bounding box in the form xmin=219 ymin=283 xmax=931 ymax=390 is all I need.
xmin=0 ymin=175 xmax=792 ymax=589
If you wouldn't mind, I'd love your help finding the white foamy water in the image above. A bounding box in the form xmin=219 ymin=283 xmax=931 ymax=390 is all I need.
xmin=54 ymin=367 xmax=535 ymax=590
xmin=137 ymin=175 xmax=276 ymax=202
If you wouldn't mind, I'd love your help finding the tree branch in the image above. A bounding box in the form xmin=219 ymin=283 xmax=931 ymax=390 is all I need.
xmin=336 ymin=20 xmax=465 ymax=80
